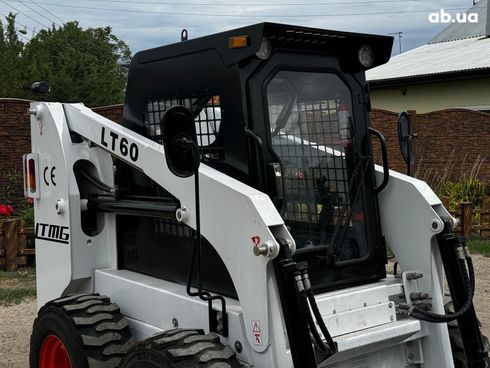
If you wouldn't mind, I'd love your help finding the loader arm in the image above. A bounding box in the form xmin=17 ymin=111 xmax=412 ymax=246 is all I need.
xmin=375 ymin=167 xmax=488 ymax=368
xmin=374 ymin=166 xmax=454 ymax=367
xmin=30 ymin=102 xmax=295 ymax=356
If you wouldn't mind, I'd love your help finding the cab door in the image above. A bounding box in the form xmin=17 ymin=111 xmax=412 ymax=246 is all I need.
xmin=247 ymin=52 xmax=387 ymax=291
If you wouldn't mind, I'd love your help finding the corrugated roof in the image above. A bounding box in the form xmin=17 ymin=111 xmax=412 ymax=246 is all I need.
xmin=366 ymin=0 xmax=490 ymax=83
xmin=429 ymin=0 xmax=488 ymax=43
xmin=366 ymin=36 xmax=490 ymax=82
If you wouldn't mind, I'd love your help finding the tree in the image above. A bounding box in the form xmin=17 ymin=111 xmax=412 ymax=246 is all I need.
xmin=0 ymin=13 xmax=26 ymax=97
xmin=24 ymin=21 xmax=131 ymax=106
xmin=0 ymin=15 xmax=131 ymax=106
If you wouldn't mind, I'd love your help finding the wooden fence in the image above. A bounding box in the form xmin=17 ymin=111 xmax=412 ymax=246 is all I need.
xmin=443 ymin=197 xmax=490 ymax=239
xmin=0 ymin=219 xmax=35 ymax=271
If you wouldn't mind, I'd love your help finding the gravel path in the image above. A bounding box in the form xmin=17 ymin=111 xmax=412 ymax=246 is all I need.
xmin=472 ymin=254 xmax=490 ymax=339
xmin=0 ymin=255 xmax=488 ymax=367
xmin=0 ymin=298 xmax=36 ymax=368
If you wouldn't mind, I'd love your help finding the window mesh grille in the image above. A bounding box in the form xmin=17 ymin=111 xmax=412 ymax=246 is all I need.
xmin=270 ymin=100 xmax=349 ymax=225
xmin=143 ymin=95 xmax=222 ymax=238
xmin=144 ymin=96 xmax=224 ymax=161
xmin=266 ymin=70 xmax=363 ymax=253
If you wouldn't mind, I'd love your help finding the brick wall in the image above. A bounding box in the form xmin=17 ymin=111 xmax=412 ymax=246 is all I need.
xmin=93 ymin=104 xmax=123 ymax=123
xmin=369 ymin=109 xmax=407 ymax=174
xmin=0 ymin=99 xmax=123 ymax=213
xmin=0 ymin=99 xmax=31 ymax=213
xmin=369 ymin=108 xmax=490 ymax=190
xmin=2 ymin=98 xmax=490 ymax=210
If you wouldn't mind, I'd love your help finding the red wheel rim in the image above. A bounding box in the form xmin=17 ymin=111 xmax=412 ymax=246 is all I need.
xmin=39 ymin=335 xmax=72 ymax=368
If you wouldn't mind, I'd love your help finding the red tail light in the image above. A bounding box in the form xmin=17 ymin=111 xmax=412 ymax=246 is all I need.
xmin=23 ymin=153 xmax=39 ymax=198
xmin=28 ymin=159 xmax=36 ymax=193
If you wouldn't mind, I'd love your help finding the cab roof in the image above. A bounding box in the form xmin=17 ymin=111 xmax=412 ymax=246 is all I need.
xmin=133 ymin=22 xmax=393 ymax=71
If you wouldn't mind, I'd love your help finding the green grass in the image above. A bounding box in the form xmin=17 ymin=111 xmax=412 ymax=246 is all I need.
xmin=467 ymin=239 xmax=490 ymax=257
xmin=0 ymin=287 xmax=36 ymax=305
xmin=0 ymin=269 xmax=36 ymax=281
xmin=0 ymin=269 xmax=36 ymax=305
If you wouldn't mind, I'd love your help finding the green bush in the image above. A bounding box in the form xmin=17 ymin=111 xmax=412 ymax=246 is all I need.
xmin=439 ymin=178 xmax=486 ymax=211
xmin=19 ymin=205 xmax=34 ymax=226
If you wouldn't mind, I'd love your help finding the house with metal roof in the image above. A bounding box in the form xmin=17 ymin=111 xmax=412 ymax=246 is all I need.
xmin=366 ymin=0 xmax=490 ymax=113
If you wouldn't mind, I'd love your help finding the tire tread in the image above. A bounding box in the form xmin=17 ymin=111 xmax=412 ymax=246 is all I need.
xmin=33 ymin=293 xmax=133 ymax=368
xmin=121 ymin=328 xmax=242 ymax=368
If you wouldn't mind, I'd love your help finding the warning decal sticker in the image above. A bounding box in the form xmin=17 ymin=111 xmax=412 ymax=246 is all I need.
xmin=252 ymin=320 xmax=263 ymax=346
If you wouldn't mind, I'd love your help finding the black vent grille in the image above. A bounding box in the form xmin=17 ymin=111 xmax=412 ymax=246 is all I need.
xmin=153 ymin=218 xmax=195 ymax=238
xmin=122 ymin=230 xmax=138 ymax=262
xmin=268 ymin=28 xmax=347 ymax=49
xmin=144 ymin=96 xmax=224 ymax=162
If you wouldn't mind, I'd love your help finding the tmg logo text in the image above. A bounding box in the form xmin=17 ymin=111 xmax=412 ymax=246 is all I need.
xmin=428 ymin=9 xmax=479 ymax=24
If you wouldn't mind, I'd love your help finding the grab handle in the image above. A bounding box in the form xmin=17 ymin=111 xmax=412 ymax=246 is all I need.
xmin=369 ymin=127 xmax=389 ymax=194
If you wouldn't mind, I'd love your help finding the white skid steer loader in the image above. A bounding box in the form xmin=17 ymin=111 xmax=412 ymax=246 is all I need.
xmin=24 ymin=23 xmax=489 ymax=368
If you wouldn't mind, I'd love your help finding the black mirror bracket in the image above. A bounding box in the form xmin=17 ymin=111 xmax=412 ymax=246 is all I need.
xmin=397 ymin=111 xmax=417 ymax=176
xmin=161 ymin=105 xmax=200 ymax=178
xmin=161 ymin=105 xmax=228 ymax=336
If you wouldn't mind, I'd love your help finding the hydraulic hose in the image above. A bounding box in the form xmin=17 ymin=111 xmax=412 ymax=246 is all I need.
xmin=393 ymin=261 xmax=399 ymax=277
xmin=468 ymin=246 xmax=476 ymax=292
xmin=401 ymin=246 xmax=475 ymax=323
xmin=296 ymin=270 xmax=337 ymax=356
xmin=306 ymin=289 xmax=337 ymax=353
xmin=298 ymin=286 xmax=330 ymax=355
xmin=75 ymin=167 xmax=115 ymax=193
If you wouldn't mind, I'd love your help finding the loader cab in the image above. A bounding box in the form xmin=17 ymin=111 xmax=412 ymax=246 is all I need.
xmin=120 ymin=23 xmax=393 ymax=296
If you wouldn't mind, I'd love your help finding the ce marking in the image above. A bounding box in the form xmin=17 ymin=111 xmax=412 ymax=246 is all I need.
xmin=43 ymin=166 xmax=56 ymax=186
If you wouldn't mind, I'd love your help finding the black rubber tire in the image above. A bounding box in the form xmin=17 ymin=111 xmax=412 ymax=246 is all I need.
xmin=445 ymin=298 xmax=490 ymax=368
xmin=30 ymin=293 xmax=134 ymax=368
xmin=120 ymin=328 xmax=243 ymax=368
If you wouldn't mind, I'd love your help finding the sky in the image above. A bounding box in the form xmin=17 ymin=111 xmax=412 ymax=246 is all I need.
xmin=0 ymin=0 xmax=483 ymax=56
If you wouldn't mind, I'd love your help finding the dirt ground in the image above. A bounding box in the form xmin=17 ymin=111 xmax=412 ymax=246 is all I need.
xmin=0 ymin=298 xmax=36 ymax=368
xmin=0 ymin=256 xmax=488 ymax=367
xmin=470 ymin=254 xmax=490 ymax=339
